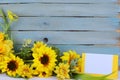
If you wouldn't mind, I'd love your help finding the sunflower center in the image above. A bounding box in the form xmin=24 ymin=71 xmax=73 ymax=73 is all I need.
xmin=7 ymin=60 xmax=18 ymax=71
xmin=42 ymin=72 xmax=46 ymax=76
xmin=40 ymin=54 xmax=49 ymax=65
xmin=24 ymin=68 xmax=29 ymax=72
xmin=33 ymin=67 xmax=36 ymax=70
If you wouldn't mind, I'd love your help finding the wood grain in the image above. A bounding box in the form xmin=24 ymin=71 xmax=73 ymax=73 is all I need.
xmin=4 ymin=17 xmax=119 ymax=31
xmin=0 ymin=0 xmax=119 ymax=66
xmin=11 ymin=31 xmax=119 ymax=44
xmin=0 ymin=4 xmax=118 ymax=17
xmin=118 ymin=0 xmax=120 ymax=4
xmin=116 ymin=29 xmax=120 ymax=33
xmin=15 ymin=44 xmax=120 ymax=55
xmin=0 ymin=0 xmax=117 ymax=3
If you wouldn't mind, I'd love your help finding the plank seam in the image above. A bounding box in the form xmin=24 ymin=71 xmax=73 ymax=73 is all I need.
xmin=0 ymin=2 xmax=116 ymax=4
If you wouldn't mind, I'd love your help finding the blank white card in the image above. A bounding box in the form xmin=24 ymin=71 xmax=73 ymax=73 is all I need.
xmin=84 ymin=53 xmax=113 ymax=74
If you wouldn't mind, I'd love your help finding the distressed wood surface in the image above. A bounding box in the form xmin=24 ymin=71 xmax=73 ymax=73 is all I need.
xmin=11 ymin=31 xmax=119 ymax=44
xmin=5 ymin=17 xmax=119 ymax=31
xmin=0 ymin=0 xmax=119 ymax=66
xmin=0 ymin=0 xmax=117 ymax=3
xmin=118 ymin=0 xmax=120 ymax=4
xmin=15 ymin=44 xmax=120 ymax=54
xmin=54 ymin=45 xmax=120 ymax=55
xmin=0 ymin=3 xmax=118 ymax=17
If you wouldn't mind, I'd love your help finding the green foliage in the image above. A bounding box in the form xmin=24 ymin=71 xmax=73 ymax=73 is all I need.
xmin=73 ymin=73 xmax=113 ymax=80
xmin=0 ymin=9 xmax=18 ymax=39
xmin=51 ymin=46 xmax=62 ymax=65
xmin=15 ymin=39 xmax=33 ymax=63
xmin=70 ymin=58 xmax=79 ymax=69
xmin=14 ymin=74 xmax=22 ymax=78
xmin=16 ymin=46 xmax=33 ymax=61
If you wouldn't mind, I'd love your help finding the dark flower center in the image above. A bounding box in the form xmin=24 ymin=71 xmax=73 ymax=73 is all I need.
xmin=42 ymin=72 xmax=46 ymax=76
xmin=33 ymin=67 xmax=36 ymax=70
xmin=40 ymin=54 xmax=49 ymax=66
xmin=7 ymin=60 xmax=18 ymax=71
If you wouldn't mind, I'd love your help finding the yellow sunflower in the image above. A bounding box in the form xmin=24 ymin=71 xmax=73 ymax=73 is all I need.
xmin=3 ymin=40 xmax=13 ymax=50
xmin=74 ymin=58 xmax=82 ymax=73
xmin=0 ymin=32 xmax=4 ymax=42
xmin=0 ymin=42 xmax=11 ymax=56
xmin=32 ymin=46 xmax=57 ymax=74
xmin=0 ymin=53 xmax=24 ymax=77
xmin=30 ymin=63 xmax=39 ymax=76
xmin=32 ymin=41 xmax=46 ymax=53
xmin=55 ymin=63 xmax=70 ymax=79
xmin=61 ymin=50 xmax=80 ymax=64
xmin=7 ymin=10 xmax=18 ymax=22
xmin=38 ymin=70 xmax=52 ymax=78
xmin=61 ymin=50 xmax=82 ymax=73
xmin=0 ymin=40 xmax=13 ymax=63
xmin=19 ymin=64 xmax=32 ymax=78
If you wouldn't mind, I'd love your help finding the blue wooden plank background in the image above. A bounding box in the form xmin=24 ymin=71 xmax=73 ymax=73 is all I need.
xmin=0 ymin=0 xmax=120 ymax=65
xmin=0 ymin=0 xmax=118 ymax=3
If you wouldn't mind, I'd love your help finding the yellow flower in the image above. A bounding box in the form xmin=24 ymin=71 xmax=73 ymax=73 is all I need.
xmin=0 ymin=42 xmax=11 ymax=56
xmin=19 ymin=64 xmax=32 ymax=78
xmin=32 ymin=47 xmax=57 ymax=75
xmin=0 ymin=32 xmax=5 ymax=41
xmin=32 ymin=41 xmax=46 ymax=53
xmin=0 ymin=43 xmax=7 ymax=56
xmin=61 ymin=50 xmax=80 ymax=64
xmin=61 ymin=50 xmax=82 ymax=73
xmin=30 ymin=63 xmax=39 ymax=76
xmin=0 ymin=40 xmax=13 ymax=62
xmin=0 ymin=41 xmax=10 ymax=63
xmin=0 ymin=53 xmax=24 ymax=77
xmin=4 ymin=40 xmax=13 ymax=50
xmin=31 ymin=63 xmax=52 ymax=78
xmin=39 ymin=70 xmax=52 ymax=78
xmin=7 ymin=10 xmax=18 ymax=22
xmin=74 ymin=58 xmax=82 ymax=73
xmin=55 ymin=63 xmax=70 ymax=79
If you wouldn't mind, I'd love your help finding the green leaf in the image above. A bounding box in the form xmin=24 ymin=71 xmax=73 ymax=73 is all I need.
xmin=63 ymin=60 xmax=68 ymax=64
xmin=15 ymin=46 xmax=33 ymax=61
xmin=0 ymin=9 xmax=11 ymax=39
xmin=51 ymin=46 xmax=61 ymax=56
xmin=0 ymin=9 xmax=8 ymax=26
xmin=51 ymin=46 xmax=62 ymax=65
xmin=70 ymin=58 xmax=78 ymax=67
xmin=0 ymin=23 xmax=4 ymax=28
xmin=15 ymin=75 xmax=21 ymax=78
xmin=73 ymin=73 xmax=113 ymax=80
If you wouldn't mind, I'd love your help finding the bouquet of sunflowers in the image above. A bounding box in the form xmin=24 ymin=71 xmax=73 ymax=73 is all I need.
xmin=0 ymin=9 xmax=113 ymax=80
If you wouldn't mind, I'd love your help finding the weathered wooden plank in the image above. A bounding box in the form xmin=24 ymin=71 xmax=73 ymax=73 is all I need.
xmin=15 ymin=44 xmax=120 ymax=54
xmin=7 ymin=17 xmax=119 ymax=31
xmin=0 ymin=4 xmax=118 ymax=17
xmin=54 ymin=45 xmax=120 ymax=55
xmin=118 ymin=0 xmax=120 ymax=4
xmin=11 ymin=31 xmax=119 ymax=44
xmin=0 ymin=0 xmax=117 ymax=3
